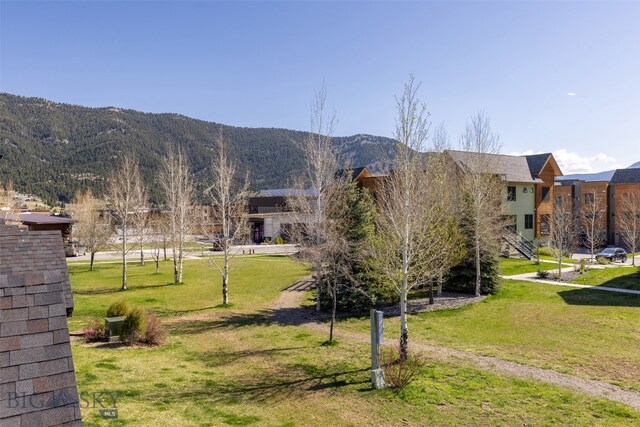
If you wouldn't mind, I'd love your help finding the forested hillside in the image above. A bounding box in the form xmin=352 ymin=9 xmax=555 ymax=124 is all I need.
xmin=0 ymin=93 xmax=395 ymax=204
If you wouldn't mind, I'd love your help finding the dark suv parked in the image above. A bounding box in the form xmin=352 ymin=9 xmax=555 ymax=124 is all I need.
xmin=595 ymin=247 xmax=627 ymax=263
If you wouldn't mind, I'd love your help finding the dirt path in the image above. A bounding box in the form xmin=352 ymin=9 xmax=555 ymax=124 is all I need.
xmin=272 ymin=279 xmax=640 ymax=411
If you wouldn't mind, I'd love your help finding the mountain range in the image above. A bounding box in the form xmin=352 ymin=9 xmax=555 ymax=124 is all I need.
xmin=2 ymin=92 xmax=636 ymax=205
xmin=0 ymin=93 xmax=394 ymax=204
xmin=557 ymin=161 xmax=640 ymax=182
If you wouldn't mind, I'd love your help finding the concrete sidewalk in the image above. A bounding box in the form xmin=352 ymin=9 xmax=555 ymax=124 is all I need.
xmin=502 ymin=268 xmax=640 ymax=295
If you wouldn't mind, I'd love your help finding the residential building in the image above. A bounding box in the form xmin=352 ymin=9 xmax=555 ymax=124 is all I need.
xmin=246 ymin=188 xmax=316 ymax=243
xmin=446 ymin=151 xmax=562 ymax=245
xmin=2 ymin=212 xmax=75 ymax=243
xmin=609 ymin=169 xmax=640 ymax=247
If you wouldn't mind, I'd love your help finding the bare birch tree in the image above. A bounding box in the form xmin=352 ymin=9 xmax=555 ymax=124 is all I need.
xmin=372 ymin=76 xmax=463 ymax=360
xmin=134 ymin=192 xmax=149 ymax=266
xmin=550 ymin=194 xmax=577 ymax=276
xmin=0 ymin=181 xmax=18 ymax=224
xmin=313 ymin=177 xmax=353 ymax=343
xmin=148 ymin=213 xmax=164 ymax=274
xmin=205 ymin=130 xmax=250 ymax=305
xmin=580 ymin=190 xmax=607 ymax=263
xmin=431 ymin=123 xmax=458 ymax=298
xmin=288 ymin=83 xmax=341 ymax=312
xmin=106 ymin=156 xmax=146 ymax=290
xmin=72 ymin=189 xmax=113 ymax=271
xmin=458 ymin=112 xmax=503 ymax=297
xmin=160 ymin=146 xmax=195 ymax=284
xmin=619 ymin=189 xmax=640 ymax=266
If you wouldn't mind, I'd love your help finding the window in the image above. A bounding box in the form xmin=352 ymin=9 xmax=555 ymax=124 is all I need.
xmin=584 ymin=192 xmax=594 ymax=204
xmin=507 ymin=186 xmax=516 ymax=201
xmin=540 ymin=214 xmax=550 ymax=234
xmin=525 ymin=214 xmax=533 ymax=229
xmin=504 ymin=215 xmax=517 ymax=232
xmin=541 ymin=187 xmax=550 ymax=202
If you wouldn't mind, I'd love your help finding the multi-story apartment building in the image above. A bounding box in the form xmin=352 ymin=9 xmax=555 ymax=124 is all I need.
xmin=608 ymin=169 xmax=640 ymax=247
xmin=556 ymin=168 xmax=640 ymax=249
xmin=446 ymin=151 xmax=562 ymax=245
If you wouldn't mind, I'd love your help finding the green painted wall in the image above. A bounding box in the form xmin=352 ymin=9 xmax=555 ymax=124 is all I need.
xmin=503 ymin=183 xmax=536 ymax=242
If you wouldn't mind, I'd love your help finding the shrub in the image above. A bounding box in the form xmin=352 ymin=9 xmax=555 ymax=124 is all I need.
xmin=142 ymin=313 xmax=167 ymax=346
xmin=596 ymin=256 xmax=610 ymax=265
xmin=83 ymin=319 xmax=107 ymax=342
xmin=380 ymin=345 xmax=426 ymax=389
xmin=318 ymin=273 xmax=397 ymax=313
xmin=120 ymin=307 xmax=147 ymax=345
xmin=106 ymin=300 xmax=130 ymax=318
xmin=273 ymin=236 xmax=285 ymax=245
xmin=446 ymin=253 xmax=500 ymax=295
xmin=536 ymin=269 xmax=550 ymax=279
xmin=579 ymin=259 xmax=587 ymax=273
xmin=536 ymin=246 xmax=554 ymax=257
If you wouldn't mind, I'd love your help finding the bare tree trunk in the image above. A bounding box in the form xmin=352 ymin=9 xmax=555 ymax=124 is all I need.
xmin=222 ymin=247 xmax=229 ymax=305
xmin=177 ymin=246 xmax=184 ymax=283
xmin=329 ymin=282 xmax=337 ymax=343
xmin=121 ymin=236 xmax=127 ymax=290
xmin=173 ymin=256 xmax=179 ymax=284
xmin=163 ymin=235 xmax=167 ymax=261
xmin=90 ymin=252 xmax=95 ymax=272
xmin=558 ymin=255 xmax=563 ymax=276
xmin=475 ymin=237 xmax=481 ymax=297
xmin=315 ymin=260 xmax=322 ymax=312
xmin=399 ymin=284 xmax=408 ymax=361
xmin=437 ymin=272 xmax=443 ymax=297
xmin=140 ymin=242 xmax=145 ymax=266
xmin=429 ymin=280 xmax=434 ymax=305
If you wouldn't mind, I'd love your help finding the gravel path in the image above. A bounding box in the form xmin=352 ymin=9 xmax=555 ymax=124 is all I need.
xmin=273 ymin=279 xmax=640 ymax=411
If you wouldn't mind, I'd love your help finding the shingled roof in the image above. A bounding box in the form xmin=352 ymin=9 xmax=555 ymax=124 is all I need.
xmin=446 ymin=150 xmax=540 ymax=183
xmin=611 ymin=169 xmax=640 ymax=184
xmin=0 ymin=224 xmax=82 ymax=426
xmin=335 ymin=166 xmax=370 ymax=181
xmin=257 ymin=188 xmax=318 ymax=198
xmin=524 ymin=153 xmax=553 ymax=178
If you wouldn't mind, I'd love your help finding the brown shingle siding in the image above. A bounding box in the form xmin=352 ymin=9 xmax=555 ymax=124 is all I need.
xmin=1 ymin=224 xmax=82 ymax=425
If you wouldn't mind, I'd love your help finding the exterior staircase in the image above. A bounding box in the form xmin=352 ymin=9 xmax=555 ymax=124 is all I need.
xmin=502 ymin=229 xmax=535 ymax=260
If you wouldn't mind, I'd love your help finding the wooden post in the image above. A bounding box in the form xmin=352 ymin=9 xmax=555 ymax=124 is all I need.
xmin=370 ymin=309 xmax=385 ymax=389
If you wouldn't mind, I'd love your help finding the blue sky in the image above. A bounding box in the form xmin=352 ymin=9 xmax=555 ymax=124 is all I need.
xmin=1 ymin=1 xmax=639 ymax=174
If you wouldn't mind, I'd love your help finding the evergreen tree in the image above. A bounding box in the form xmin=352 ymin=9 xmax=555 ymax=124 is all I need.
xmin=319 ymin=183 xmax=394 ymax=312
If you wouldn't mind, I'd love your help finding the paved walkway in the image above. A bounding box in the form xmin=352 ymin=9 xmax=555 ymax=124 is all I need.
xmin=272 ymin=280 xmax=640 ymax=411
xmin=502 ymin=266 xmax=640 ymax=295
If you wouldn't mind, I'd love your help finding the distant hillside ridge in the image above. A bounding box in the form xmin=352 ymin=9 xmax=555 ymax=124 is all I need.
xmin=0 ymin=93 xmax=396 ymax=204
xmin=557 ymin=161 xmax=640 ymax=183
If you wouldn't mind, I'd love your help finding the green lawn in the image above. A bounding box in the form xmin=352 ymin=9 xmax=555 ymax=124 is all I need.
xmin=67 ymin=256 xmax=307 ymax=331
xmin=499 ymin=258 xmax=558 ymax=276
xmin=68 ymin=258 xmax=640 ymax=425
xmin=337 ymin=279 xmax=640 ymax=392
xmin=571 ymin=266 xmax=640 ymax=291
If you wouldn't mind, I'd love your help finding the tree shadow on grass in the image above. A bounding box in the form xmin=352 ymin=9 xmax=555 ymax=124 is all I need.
xmin=192 ymin=346 xmax=315 ymax=368
xmin=148 ymin=362 xmax=369 ymax=405
xmin=596 ymin=268 xmax=640 ymax=291
xmin=558 ymin=287 xmax=640 ymax=308
xmin=168 ymin=305 xmax=330 ymax=335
